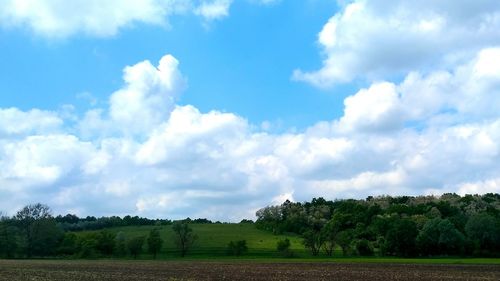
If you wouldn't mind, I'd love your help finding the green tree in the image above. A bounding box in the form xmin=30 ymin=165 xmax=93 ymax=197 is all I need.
xmin=128 ymin=236 xmax=145 ymax=259
xmin=336 ymin=230 xmax=353 ymax=256
xmin=384 ymin=219 xmax=418 ymax=257
xmin=302 ymin=229 xmax=323 ymax=256
xmin=416 ymin=218 xmax=441 ymax=256
xmin=465 ymin=213 xmax=499 ymax=254
xmin=78 ymin=235 xmax=98 ymax=258
xmin=321 ymin=219 xmax=340 ymax=256
xmin=147 ymin=228 xmax=163 ymax=259
xmin=96 ymin=231 xmax=115 ymax=256
xmin=437 ymin=219 xmax=465 ymax=255
xmin=354 ymin=239 xmax=374 ymax=256
xmin=30 ymin=218 xmax=63 ymax=257
xmin=15 ymin=203 xmax=53 ymax=257
xmin=172 ymin=222 xmax=197 ymax=257
xmin=0 ymin=222 xmax=18 ymax=258
xmin=114 ymin=231 xmax=127 ymax=257
xmin=57 ymin=232 xmax=78 ymax=256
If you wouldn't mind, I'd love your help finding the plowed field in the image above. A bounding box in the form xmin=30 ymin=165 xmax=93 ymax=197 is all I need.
xmin=0 ymin=260 xmax=499 ymax=281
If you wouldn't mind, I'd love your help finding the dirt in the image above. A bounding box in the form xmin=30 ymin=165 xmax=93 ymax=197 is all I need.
xmin=0 ymin=260 xmax=499 ymax=281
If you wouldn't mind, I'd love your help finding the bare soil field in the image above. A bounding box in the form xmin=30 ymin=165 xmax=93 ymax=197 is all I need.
xmin=0 ymin=260 xmax=499 ymax=281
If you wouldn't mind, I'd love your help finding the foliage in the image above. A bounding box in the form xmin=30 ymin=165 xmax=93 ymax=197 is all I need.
xmin=58 ymin=233 xmax=78 ymax=256
xmin=0 ymin=222 xmax=18 ymax=258
xmin=127 ymin=236 xmax=145 ymax=259
xmin=354 ymin=239 xmax=374 ymax=256
xmin=172 ymin=222 xmax=197 ymax=257
xmin=96 ymin=231 xmax=116 ymax=256
xmin=276 ymin=238 xmax=293 ymax=257
xmin=147 ymin=228 xmax=163 ymax=259
xmin=114 ymin=231 xmax=127 ymax=257
xmin=465 ymin=214 xmax=500 ymax=255
xmin=226 ymin=240 xmax=248 ymax=256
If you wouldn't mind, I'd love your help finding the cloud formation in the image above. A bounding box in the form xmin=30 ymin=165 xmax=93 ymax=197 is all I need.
xmin=1 ymin=1 xmax=499 ymax=221
xmin=294 ymin=0 xmax=500 ymax=87
xmin=0 ymin=0 xmax=235 ymax=38
xmin=1 ymin=47 xmax=499 ymax=220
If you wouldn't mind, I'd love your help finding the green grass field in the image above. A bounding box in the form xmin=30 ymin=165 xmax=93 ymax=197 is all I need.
xmin=76 ymin=223 xmax=307 ymax=258
xmin=74 ymin=223 xmax=500 ymax=264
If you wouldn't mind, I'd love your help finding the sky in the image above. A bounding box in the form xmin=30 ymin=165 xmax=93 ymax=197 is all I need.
xmin=0 ymin=0 xmax=499 ymax=221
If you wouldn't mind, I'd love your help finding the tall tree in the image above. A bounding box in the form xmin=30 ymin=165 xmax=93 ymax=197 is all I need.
xmin=147 ymin=228 xmax=163 ymax=259
xmin=172 ymin=222 xmax=197 ymax=257
xmin=384 ymin=219 xmax=418 ymax=257
xmin=14 ymin=203 xmax=54 ymax=257
xmin=127 ymin=236 xmax=145 ymax=259
xmin=0 ymin=219 xmax=18 ymax=258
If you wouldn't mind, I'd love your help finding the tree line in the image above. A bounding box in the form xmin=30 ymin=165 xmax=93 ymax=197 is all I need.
xmin=0 ymin=203 xmax=197 ymax=258
xmin=256 ymin=193 xmax=500 ymax=257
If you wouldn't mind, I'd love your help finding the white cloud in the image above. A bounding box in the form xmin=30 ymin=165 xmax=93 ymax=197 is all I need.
xmin=336 ymin=47 xmax=500 ymax=133
xmin=0 ymin=108 xmax=63 ymax=136
xmin=0 ymin=0 xmax=187 ymax=38
xmin=109 ymin=54 xmax=186 ymax=136
xmin=194 ymin=0 xmax=232 ymax=21
xmin=0 ymin=0 xmax=239 ymax=38
xmin=294 ymin=0 xmax=500 ymax=87
xmin=1 ymin=49 xmax=500 ymax=220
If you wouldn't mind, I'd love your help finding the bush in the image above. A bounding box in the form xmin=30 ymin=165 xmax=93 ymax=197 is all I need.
xmin=227 ymin=240 xmax=248 ymax=256
xmin=78 ymin=236 xmax=98 ymax=258
xmin=276 ymin=238 xmax=293 ymax=257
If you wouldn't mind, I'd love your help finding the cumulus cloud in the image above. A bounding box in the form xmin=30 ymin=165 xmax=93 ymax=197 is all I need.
xmin=0 ymin=108 xmax=63 ymax=136
xmin=294 ymin=0 xmax=500 ymax=87
xmin=0 ymin=0 xmax=237 ymax=38
xmin=1 ymin=48 xmax=499 ymax=220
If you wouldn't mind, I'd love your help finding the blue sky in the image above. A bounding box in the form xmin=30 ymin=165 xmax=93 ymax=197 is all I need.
xmin=1 ymin=0 xmax=349 ymax=130
xmin=1 ymin=0 xmax=499 ymax=221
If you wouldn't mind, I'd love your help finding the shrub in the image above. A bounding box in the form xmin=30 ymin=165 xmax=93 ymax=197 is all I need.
xmin=227 ymin=240 xmax=248 ymax=256
xmin=277 ymin=238 xmax=293 ymax=257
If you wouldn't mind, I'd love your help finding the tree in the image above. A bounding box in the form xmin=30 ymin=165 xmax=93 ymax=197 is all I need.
xmin=172 ymin=222 xmax=197 ymax=257
xmin=416 ymin=218 xmax=441 ymax=256
xmin=96 ymin=231 xmax=115 ymax=256
xmin=29 ymin=218 xmax=62 ymax=257
xmin=128 ymin=236 xmax=145 ymax=259
xmin=465 ymin=213 xmax=499 ymax=254
xmin=302 ymin=229 xmax=323 ymax=256
xmin=114 ymin=231 xmax=127 ymax=257
xmin=78 ymin=234 xmax=98 ymax=258
xmin=57 ymin=233 xmax=78 ymax=256
xmin=15 ymin=203 xmax=53 ymax=257
xmin=0 ymin=221 xmax=18 ymax=258
xmin=384 ymin=219 xmax=418 ymax=257
xmin=321 ymin=218 xmax=342 ymax=256
xmin=354 ymin=239 xmax=374 ymax=256
xmin=437 ymin=219 xmax=465 ymax=255
xmin=227 ymin=240 xmax=248 ymax=256
xmin=147 ymin=228 xmax=163 ymax=259
xmin=336 ymin=230 xmax=353 ymax=256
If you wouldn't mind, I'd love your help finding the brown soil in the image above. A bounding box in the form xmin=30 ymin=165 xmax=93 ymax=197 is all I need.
xmin=0 ymin=260 xmax=499 ymax=281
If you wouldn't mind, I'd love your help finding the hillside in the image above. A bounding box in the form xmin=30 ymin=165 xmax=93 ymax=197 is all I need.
xmin=75 ymin=223 xmax=307 ymax=258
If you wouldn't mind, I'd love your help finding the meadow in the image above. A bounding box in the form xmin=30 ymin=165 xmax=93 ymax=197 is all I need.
xmin=75 ymin=223 xmax=308 ymax=258
xmin=74 ymin=223 xmax=500 ymax=264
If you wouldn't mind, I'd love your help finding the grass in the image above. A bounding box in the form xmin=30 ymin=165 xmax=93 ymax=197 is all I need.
xmin=75 ymin=223 xmax=307 ymax=258
xmin=73 ymin=223 xmax=500 ymax=264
